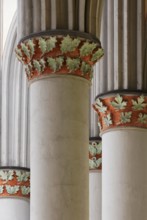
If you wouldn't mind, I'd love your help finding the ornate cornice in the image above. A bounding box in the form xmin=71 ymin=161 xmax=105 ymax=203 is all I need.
xmin=15 ymin=33 xmax=104 ymax=81
xmin=93 ymin=91 xmax=147 ymax=133
xmin=89 ymin=139 xmax=102 ymax=171
xmin=0 ymin=168 xmax=30 ymax=199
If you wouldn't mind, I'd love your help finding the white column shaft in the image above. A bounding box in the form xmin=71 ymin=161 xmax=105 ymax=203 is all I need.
xmin=89 ymin=172 xmax=102 ymax=220
xmin=30 ymin=75 xmax=89 ymax=220
xmin=102 ymin=128 xmax=147 ymax=220
xmin=0 ymin=198 xmax=30 ymax=220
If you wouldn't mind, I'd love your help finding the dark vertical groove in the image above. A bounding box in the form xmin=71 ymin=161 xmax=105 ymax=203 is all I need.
xmin=56 ymin=0 xmax=68 ymax=29
xmin=118 ymin=0 xmax=123 ymax=89
xmin=46 ymin=0 xmax=51 ymax=30
xmin=73 ymin=0 xmax=79 ymax=30
xmin=104 ymin=0 xmax=108 ymax=90
xmin=67 ymin=0 xmax=73 ymax=29
xmin=143 ymin=18 xmax=147 ymax=89
xmin=25 ymin=0 xmax=33 ymax=35
xmin=84 ymin=0 xmax=87 ymax=32
xmin=143 ymin=0 xmax=147 ymax=89
xmin=85 ymin=0 xmax=90 ymax=33
xmin=128 ymin=0 xmax=137 ymax=89
xmin=32 ymin=0 xmax=41 ymax=32
xmin=90 ymin=0 xmax=97 ymax=36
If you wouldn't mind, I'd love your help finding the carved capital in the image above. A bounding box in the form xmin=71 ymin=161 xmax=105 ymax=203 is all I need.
xmin=0 ymin=167 xmax=30 ymax=199
xmin=15 ymin=31 xmax=104 ymax=81
xmin=89 ymin=139 xmax=102 ymax=171
xmin=93 ymin=91 xmax=147 ymax=133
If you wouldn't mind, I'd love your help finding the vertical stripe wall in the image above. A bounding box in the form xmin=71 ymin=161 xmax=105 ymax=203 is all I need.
xmin=90 ymin=0 xmax=147 ymax=137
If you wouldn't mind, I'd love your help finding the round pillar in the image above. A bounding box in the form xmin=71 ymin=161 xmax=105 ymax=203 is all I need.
xmin=89 ymin=139 xmax=102 ymax=220
xmin=30 ymin=75 xmax=89 ymax=220
xmin=0 ymin=167 xmax=30 ymax=220
xmin=93 ymin=91 xmax=147 ymax=220
xmin=16 ymin=31 xmax=104 ymax=220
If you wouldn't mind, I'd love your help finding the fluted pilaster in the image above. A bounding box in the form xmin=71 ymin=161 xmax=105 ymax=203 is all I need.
xmin=0 ymin=0 xmax=3 ymax=64
xmin=17 ymin=0 xmax=104 ymax=39
xmin=1 ymin=14 xmax=30 ymax=167
xmin=90 ymin=0 xmax=147 ymax=136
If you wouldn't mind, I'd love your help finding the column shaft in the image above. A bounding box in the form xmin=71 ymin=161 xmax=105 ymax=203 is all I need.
xmin=30 ymin=75 xmax=89 ymax=220
xmin=89 ymin=172 xmax=102 ymax=220
xmin=0 ymin=199 xmax=29 ymax=220
xmin=93 ymin=92 xmax=147 ymax=220
xmin=102 ymin=128 xmax=147 ymax=220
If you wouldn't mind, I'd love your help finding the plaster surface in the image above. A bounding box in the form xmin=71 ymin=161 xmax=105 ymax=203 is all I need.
xmin=30 ymin=75 xmax=90 ymax=220
xmin=102 ymin=128 xmax=147 ymax=220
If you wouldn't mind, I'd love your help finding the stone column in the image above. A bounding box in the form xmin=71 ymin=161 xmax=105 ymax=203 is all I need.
xmin=16 ymin=31 xmax=104 ymax=220
xmin=89 ymin=138 xmax=102 ymax=220
xmin=0 ymin=167 xmax=30 ymax=220
xmin=93 ymin=91 xmax=147 ymax=220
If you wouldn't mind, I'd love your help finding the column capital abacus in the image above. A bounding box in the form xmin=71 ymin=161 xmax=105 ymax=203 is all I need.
xmin=0 ymin=167 xmax=30 ymax=199
xmin=89 ymin=138 xmax=102 ymax=171
xmin=93 ymin=90 xmax=147 ymax=134
xmin=15 ymin=31 xmax=104 ymax=82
